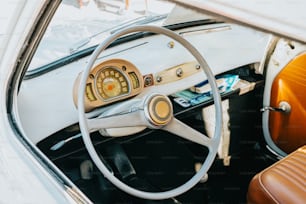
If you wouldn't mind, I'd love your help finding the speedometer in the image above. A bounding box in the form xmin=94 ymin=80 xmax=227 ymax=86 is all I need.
xmin=96 ymin=67 xmax=129 ymax=101
xmin=73 ymin=59 xmax=143 ymax=112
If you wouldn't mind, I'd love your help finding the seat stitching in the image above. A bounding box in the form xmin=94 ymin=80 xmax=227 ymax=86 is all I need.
xmin=272 ymin=167 xmax=305 ymax=189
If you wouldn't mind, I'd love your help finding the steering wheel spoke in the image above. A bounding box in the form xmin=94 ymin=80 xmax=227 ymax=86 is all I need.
xmin=163 ymin=118 xmax=212 ymax=147
xmin=87 ymin=110 xmax=146 ymax=131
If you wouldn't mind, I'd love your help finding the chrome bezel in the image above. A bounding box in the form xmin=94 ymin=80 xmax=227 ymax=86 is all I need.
xmin=94 ymin=65 xmax=132 ymax=102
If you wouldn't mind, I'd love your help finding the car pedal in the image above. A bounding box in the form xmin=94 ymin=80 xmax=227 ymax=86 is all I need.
xmin=104 ymin=143 xmax=136 ymax=179
xmin=80 ymin=160 xmax=93 ymax=180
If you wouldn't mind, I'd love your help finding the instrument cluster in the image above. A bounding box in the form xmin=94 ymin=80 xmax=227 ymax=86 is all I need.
xmin=73 ymin=58 xmax=202 ymax=112
xmin=73 ymin=59 xmax=144 ymax=112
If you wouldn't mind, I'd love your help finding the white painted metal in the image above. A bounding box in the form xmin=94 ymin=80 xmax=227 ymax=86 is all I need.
xmin=170 ymin=0 xmax=306 ymax=44
xmin=0 ymin=0 xmax=82 ymax=203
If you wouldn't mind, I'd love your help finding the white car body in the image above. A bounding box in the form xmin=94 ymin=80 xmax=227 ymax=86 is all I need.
xmin=0 ymin=0 xmax=305 ymax=203
xmin=0 ymin=1 xmax=86 ymax=203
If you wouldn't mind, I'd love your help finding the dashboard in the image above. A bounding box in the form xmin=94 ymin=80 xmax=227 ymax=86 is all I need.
xmin=17 ymin=23 xmax=271 ymax=144
xmin=73 ymin=58 xmax=204 ymax=112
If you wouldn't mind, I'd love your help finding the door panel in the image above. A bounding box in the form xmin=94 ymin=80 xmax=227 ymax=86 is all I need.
xmin=269 ymin=53 xmax=306 ymax=153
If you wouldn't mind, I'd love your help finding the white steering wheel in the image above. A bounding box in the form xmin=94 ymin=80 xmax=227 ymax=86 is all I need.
xmin=78 ymin=25 xmax=222 ymax=200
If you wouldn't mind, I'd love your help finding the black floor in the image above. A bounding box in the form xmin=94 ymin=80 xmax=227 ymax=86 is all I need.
xmin=54 ymin=130 xmax=276 ymax=204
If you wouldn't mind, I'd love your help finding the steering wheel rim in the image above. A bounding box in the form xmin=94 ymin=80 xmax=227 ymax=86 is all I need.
xmin=78 ymin=25 xmax=222 ymax=200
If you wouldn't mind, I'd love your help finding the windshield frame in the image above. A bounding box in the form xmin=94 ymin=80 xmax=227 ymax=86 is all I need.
xmin=5 ymin=0 xmax=92 ymax=202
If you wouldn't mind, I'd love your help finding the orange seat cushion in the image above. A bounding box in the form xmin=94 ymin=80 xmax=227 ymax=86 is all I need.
xmin=247 ymin=145 xmax=306 ymax=204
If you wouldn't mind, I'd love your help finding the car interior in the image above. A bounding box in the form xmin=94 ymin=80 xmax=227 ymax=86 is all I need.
xmin=9 ymin=1 xmax=305 ymax=203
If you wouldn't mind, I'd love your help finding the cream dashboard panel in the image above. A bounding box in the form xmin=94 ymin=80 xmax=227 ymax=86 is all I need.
xmin=17 ymin=23 xmax=271 ymax=144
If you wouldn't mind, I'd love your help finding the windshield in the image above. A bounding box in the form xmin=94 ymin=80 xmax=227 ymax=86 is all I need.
xmin=29 ymin=0 xmax=175 ymax=70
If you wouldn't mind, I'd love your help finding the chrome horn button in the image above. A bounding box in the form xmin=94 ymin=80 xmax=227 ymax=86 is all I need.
xmin=144 ymin=94 xmax=173 ymax=127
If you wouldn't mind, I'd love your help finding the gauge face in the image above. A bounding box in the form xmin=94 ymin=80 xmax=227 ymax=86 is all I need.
xmin=96 ymin=67 xmax=129 ymax=101
xmin=76 ymin=59 xmax=144 ymax=111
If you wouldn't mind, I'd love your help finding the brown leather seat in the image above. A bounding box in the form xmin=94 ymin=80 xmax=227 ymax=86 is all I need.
xmin=247 ymin=145 xmax=306 ymax=204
